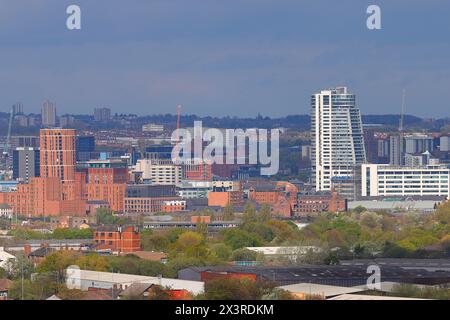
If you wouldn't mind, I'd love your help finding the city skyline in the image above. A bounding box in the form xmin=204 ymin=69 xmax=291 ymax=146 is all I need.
xmin=0 ymin=1 xmax=449 ymax=117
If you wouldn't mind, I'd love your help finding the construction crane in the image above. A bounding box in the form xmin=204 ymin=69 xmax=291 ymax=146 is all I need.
xmin=2 ymin=107 xmax=13 ymax=157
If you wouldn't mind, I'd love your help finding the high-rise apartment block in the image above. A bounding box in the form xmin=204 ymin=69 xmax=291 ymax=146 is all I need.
xmin=41 ymin=100 xmax=57 ymax=127
xmin=12 ymin=103 xmax=24 ymax=115
xmin=40 ymin=129 xmax=76 ymax=182
xmin=404 ymin=134 xmax=434 ymax=154
xmin=441 ymin=135 xmax=450 ymax=152
xmin=311 ymin=87 xmax=366 ymax=192
xmin=12 ymin=147 xmax=40 ymax=183
xmin=389 ymin=134 xmax=405 ymax=166
xmin=94 ymin=107 xmax=111 ymax=122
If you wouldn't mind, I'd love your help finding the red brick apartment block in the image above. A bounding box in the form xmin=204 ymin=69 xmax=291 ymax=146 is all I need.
xmin=94 ymin=225 xmax=141 ymax=253
xmin=40 ymin=129 xmax=76 ymax=182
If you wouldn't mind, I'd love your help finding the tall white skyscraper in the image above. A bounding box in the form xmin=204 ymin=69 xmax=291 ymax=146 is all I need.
xmin=311 ymin=87 xmax=366 ymax=193
xmin=41 ymin=100 xmax=57 ymax=127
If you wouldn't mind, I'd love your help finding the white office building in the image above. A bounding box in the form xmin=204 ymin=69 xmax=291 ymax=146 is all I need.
xmin=360 ymin=164 xmax=450 ymax=198
xmin=133 ymin=159 xmax=182 ymax=185
xmin=311 ymin=87 xmax=366 ymax=193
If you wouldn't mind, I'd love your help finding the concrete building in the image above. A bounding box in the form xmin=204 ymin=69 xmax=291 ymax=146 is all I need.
xmin=359 ymin=164 xmax=450 ymax=198
xmin=311 ymin=87 xmax=366 ymax=192
xmin=12 ymin=102 xmax=24 ymax=115
xmin=94 ymin=107 xmax=111 ymax=122
xmin=134 ymin=159 xmax=182 ymax=185
xmin=124 ymin=184 xmax=180 ymax=214
xmin=389 ymin=134 xmax=405 ymax=166
xmin=440 ymin=135 xmax=450 ymax=152
xmin=41 ymin=100 xmax=57 ymax=127
xmin=176 ymin=180 xmax=213 ymax=199
xmin=0 ymin=204 xmax=13 ymax=218
xmin=12 ymin=147 xmax=40 ymax=182
xmin=10 ymin=136 xmax=39 ymax=150
xmin=405 ymin=134 xmax=434 ymax=154
xmin=60 ymin=115 xmax=74 ymax=127
xmin=404 ymin=151 xmax=438 ymax=167
xmin=377 ymin=138 xmax=390 ymax=163
xmin=142 ymin=123 xmax=164 ymax=132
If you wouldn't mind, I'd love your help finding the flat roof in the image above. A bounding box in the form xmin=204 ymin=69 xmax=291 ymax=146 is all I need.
xmin=353 ymin=281 xmax=435 ymax=293
xmin=328 ymin=294 xmax=427 ymax=300
xmin=69 ymin=268 xmax=204 ymax=295
xmin=277 ymin=283 xmax=365 ymax=297
xmin=246 ymin=246 xmax=320 ymax=255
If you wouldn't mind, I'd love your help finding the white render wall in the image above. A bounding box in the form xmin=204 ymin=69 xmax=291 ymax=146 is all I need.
xmin=361 ymin=164 xmax=450 ymax=198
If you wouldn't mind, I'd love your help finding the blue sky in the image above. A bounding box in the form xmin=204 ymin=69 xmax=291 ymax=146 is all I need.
xmin=0 ymin=0 xmax=449 ymax=117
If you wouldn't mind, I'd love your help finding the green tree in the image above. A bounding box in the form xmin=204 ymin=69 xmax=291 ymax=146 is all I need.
xmin=4 ymin=252 xmax=35 ymax=280
xmin=223 ymin=204 xmax=235 ymax=221
xmin=37 ymin=251 xmax=79 ymax=281
xmin=141 ymin=232 xmax=170 ymax=251
xmin=210 ymin=243 xmax=232 ymax=262
xmin=201 ymin=278 xmax=273 ymax=300
xmin=8 ymin=273 xmax=62 ymax=300
xmin=222 ymin=229 xmax=262 ymax=250
xmin=259 ymin=204 xmax=272 ymax=222
xmin=107 ymin=255 xmax=168 ymax=277
xmin=74 ymin=254 xmax=109 ymax=271
xmin=242 ymin=201 xmax=258 ymax=223
xmin=231 ymin=248 xmax=259 ymax=262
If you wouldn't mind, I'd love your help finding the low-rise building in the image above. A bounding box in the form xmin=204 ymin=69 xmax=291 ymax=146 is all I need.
xmin=66 ymin=267 xmax=204 ymax=296
xmin=294 ymin=191 xmax=347 ymax=215
xmin=0 ymin=204 xmax=13 ymax=218
xmin=161 ymin=200 xmax=187 ymax=213
xmin=0 ymin=247 xmax=16 ymax=269
xmin=93 ymin=225 xmax=141 ymax=253
xmin=0 ymin=279 xmax=13 ymax=300
xmin=208 ymin=190 xmax=244 ymax=207
xmin=359 ymin=164 xmax=450 ymax=198
xmin=142 ymin=123 xmax=164 ymax=132
xmin=134 ymin=159 xmax=182 ymax=185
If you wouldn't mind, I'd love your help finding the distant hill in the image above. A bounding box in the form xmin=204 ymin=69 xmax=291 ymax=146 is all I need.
xmin=0 ymin=112 xmax=447 ymax=135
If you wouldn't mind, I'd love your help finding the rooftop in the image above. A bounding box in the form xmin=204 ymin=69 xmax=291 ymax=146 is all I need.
xmin=277 ymin=283 xmax=365 ymax=298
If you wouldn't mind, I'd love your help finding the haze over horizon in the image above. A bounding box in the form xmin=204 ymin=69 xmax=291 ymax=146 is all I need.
xmin=0 ymin=0 xmax=449 ymax=118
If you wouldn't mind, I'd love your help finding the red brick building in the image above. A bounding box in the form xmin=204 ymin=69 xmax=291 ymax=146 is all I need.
xmin=294 ymin=191 xmax=347 ymax=215
xmin=183 ymin=162 xmax=212 ymax=181
xmin=208 ymin=190 xmax=244 ymax=207
xmin=161 ymin=200 xmax=187 ymax=213
xmin=94 ymin=225 xmax=141 ymax=253
xmin=40 ymin=129 xmax=77 ymax=183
